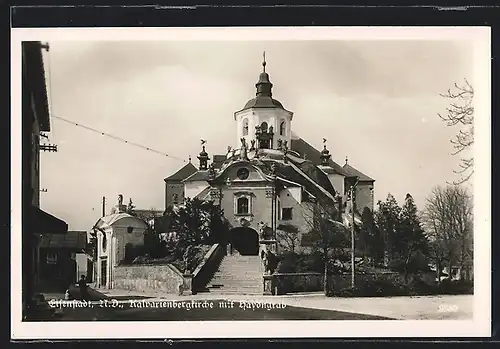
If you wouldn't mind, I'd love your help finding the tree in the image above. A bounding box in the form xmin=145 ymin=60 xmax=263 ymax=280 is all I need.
xmin=276 ymin=224 xmax=302 ymax=254
xmin=302 ymin=198 xmax=349 ymax=295
xmin=438 ymin=79 xmax=474 ymax=184
xmin=375 ymin=194 xmax=402 ymax=265
xmin=360 ymin=207 xmax=384 ymax=266
xmin=167 ymin=198 xmax=228 ymax=256
xmin=397 ymin=193 xmax=429 ymax=282
xmin=422 ymin=185 xmax=473 ymax=282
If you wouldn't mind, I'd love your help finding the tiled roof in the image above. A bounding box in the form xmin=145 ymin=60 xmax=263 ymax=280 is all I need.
xmin=164 ymin=162 xmax=198 ymax=182
xmin=342 ymin=163 xmax=375 ymax=182
xmin=290 ymin=137 xmax=350 ymax=177
xmin=257 ymin=159 xmax=338 ymax=211
xmin=241 ymin=96 xmax=284 ymax=110
xmin=97 ymin=213 xmax=134 ymax=226
xmin=291 ymin=159 xmax=337 ymax=197
xmin=183 ymin=170 xmax=211 ymax=182
xmin=194 ymin=186 xmax=212 ymax=200
xmin=39 ymin=231 xmax=87 ymax=250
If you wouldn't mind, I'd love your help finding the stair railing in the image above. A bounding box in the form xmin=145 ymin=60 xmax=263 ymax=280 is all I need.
xmin=192 ymin=243 xmax=226 ymax=293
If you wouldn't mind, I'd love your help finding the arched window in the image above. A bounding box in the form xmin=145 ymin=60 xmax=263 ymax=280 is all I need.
xmin=237 ymin=197 xmax=249 ymax=215
xmin=243 ymin=119 xmax=249 ymax=136
xmin=260 ymin=122 xmax=268 ymax=132
xmin=279 ymin=120 xmax=286 ymax=136
xmin=102 ymin=232 xmax=107 ymax=252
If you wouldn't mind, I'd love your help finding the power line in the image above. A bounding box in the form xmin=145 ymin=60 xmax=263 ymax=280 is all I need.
xmin=52 ymin=115 xmax=187 ymax=163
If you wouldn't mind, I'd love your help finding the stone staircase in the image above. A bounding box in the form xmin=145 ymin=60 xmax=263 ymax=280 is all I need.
xmin=207 ymin=254 xmax=264 ymax=295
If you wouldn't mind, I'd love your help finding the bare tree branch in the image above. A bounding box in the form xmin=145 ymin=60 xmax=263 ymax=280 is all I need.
xmin=438 ymin=79 xmax=474 ymax=185
xmin=422 ymin=185 xmax=473 ymax=281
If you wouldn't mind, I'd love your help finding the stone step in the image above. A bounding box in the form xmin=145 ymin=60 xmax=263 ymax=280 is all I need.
xmin=209 ymin=290 xmax=263 ymax=295
xmin=212 ymin=278 xmax=262 ymax=281
xmin=219 ymin=264 xmax=263 ymax=267
xmin=211 ymin=277 xmax=262 ymax=282
xmin=209 ymin=287 xmax=262 ymax=292
xmin=203 ymin=255 xmax=265 ymax=295
xmin=213 ymin=271 xmax=262 ymax=274
xmin=210 ymin=279 xmax=261 ymax=283
xmin=208 ymin=284 xmax=262 ymax=289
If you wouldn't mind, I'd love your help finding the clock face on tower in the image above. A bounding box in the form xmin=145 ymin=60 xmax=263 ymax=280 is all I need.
xmin=236 ymin=168 xmax=250 ymax=180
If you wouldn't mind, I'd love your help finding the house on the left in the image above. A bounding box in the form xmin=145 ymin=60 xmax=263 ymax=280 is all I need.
xmin=22 ymin=41 xmax=69 ymax=319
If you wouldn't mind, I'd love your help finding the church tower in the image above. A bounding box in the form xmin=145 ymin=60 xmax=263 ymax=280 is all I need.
xmin=234 ymin=52 xmax=294 ymax=152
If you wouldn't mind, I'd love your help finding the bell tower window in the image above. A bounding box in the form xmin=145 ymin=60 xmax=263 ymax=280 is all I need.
xmin=243 ymin=119 xmax=249 ymax=136
xmin=255 ymin=121 xmax=274 ymax=150
xmin=280 ymin=120 xmax=286 ymax=136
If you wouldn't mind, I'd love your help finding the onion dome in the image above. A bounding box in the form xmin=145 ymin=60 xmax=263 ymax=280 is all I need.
xmin=242 ymin=52 xmax=285 ymax=110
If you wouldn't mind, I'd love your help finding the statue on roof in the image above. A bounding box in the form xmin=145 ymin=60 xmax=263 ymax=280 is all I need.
xmin=240 ymin=138 xmax=249 ymax=161
xmin=118 ymin=194 xmax=123 ymax=206
xmin=250 ymin=139 xmax=256 ymax=151
xmin=277 ymin=139 xmax=283 ymax=150
xmin=208 ymin=163 xmax=216 ymax=179
xmin=127 ymin=198 xmax=136 ymax=215
xmin=270 ymin=162 xmax=277 ymax=176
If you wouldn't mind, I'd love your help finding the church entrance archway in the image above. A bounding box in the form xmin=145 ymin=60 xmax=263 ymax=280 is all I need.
xmin=229 ymin=227 xmax=259 ymax=256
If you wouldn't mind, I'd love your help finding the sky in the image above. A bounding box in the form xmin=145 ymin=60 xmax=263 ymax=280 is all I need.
xmin=38 ymin=39 xmax=473 ymax=230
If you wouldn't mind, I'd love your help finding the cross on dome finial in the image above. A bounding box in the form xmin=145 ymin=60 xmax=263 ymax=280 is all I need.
xmin=262 ymin=51 xmax=266 ymax=73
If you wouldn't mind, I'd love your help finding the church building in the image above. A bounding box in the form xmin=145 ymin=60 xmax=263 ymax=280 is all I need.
xmin=164 ymin=55 xmax=375 ymax=256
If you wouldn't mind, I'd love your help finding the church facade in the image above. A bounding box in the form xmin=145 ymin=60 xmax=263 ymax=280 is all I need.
xmin=164 ymin=56 xmax=375 ymax=256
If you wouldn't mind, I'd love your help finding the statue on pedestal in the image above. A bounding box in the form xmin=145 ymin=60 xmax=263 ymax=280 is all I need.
xmin=258 ymin=221 xmax=267 ymax=240
xmin=208 ymin=163 xmax=216 ymax=179
xmin=270 ymin=162 xmax=277 ymax=176
xmin=262 ymin=250 xmax=278 ymax=275
xmin=240 ymin=138 xmax=249 ymax=160
xmin=277 ymin=139 xmax=283 ymax=150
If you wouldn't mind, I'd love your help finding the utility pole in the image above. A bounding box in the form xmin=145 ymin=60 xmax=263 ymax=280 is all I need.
xmin=102 ymin=196 xmax=106 ymax=217
xmin=350 ymin=179 xmax=358 ymax=289
xmin=40 ymin=144 xmax=58 ymax=152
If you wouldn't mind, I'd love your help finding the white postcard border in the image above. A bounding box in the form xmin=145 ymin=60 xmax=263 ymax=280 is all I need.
xmin=10 ymin=26 xmax=491 ymax=339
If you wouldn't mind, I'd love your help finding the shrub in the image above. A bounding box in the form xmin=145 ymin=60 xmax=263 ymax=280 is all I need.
xmin=438 ymin=279 xmax=473 ymax=295
xmin=277 ymin=252 xmax=299 ymax=273
xmin=328 ymin=273 xmax=410 ymax=297
xmin=297 ymin=252 xmax=324 ymax=273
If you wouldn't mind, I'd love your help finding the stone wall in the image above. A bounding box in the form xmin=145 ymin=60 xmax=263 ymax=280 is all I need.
xmin=192 ymin=244 xmax=225 ymax=293
xmin=165 ymin=182 xmax=185 ymax=209
xmin=275 ymin=272 xmax=324 ymax=294
xmin=113 ymin=264 xmax=184 ymax=295
xmin=271 ymin=272 xmax=402 ymax=295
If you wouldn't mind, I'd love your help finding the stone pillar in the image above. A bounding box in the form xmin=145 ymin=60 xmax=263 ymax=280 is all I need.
xmin=181 ymin=273 xmax=194 ymax=296
xmin=263 ymin=274 xmax=276 ymax=295
xmin=259 ymin=239 xmax=277 ymax=259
